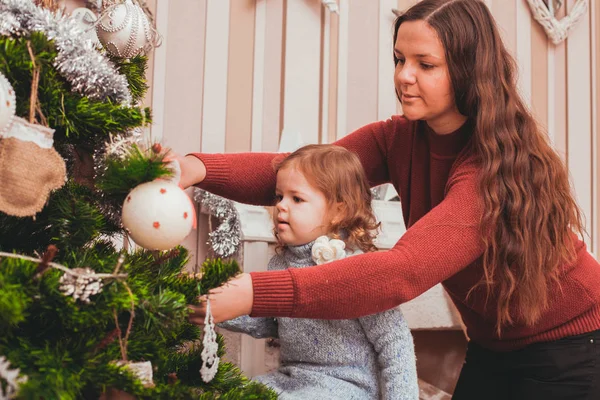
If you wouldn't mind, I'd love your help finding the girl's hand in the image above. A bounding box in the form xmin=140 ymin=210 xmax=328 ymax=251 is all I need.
xmin=163 ymin=151 xmax=207 ymax=189
xmin=188 ymin=273 xmax=254 ymax=324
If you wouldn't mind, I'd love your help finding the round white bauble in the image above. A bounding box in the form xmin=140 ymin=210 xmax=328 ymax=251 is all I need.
xmin=122 ymin=180 xmax=194 ymax=250
xmin=71 ymin=7 xmax=101 ymax=47
xmin=96 ymin=0 xmax=152 ymax=58
xmin=0 ymin=71 xmax=16 ymax=138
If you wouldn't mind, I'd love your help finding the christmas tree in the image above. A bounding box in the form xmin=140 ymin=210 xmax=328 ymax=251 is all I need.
xmin=0 ymin=0 xmax=276 ymax=398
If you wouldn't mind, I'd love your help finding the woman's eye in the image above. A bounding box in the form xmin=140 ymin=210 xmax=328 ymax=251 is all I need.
xmin=293 ymin=196 xmax=302 ymax=203
xmin=396 ymin=58 xmax=405 ymax=65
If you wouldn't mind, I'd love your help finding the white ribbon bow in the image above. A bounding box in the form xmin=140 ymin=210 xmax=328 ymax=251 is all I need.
xmin=311 ymin=236 xmax=346 ymax=265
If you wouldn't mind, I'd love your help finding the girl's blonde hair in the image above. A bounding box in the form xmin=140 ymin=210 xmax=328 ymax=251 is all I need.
xmin=273 ymin=144 xmax=380 ymax=253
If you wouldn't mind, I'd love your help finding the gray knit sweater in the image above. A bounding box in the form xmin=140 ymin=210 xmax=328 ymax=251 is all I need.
xmin=219 ymin=240 xmax=419 ymax=399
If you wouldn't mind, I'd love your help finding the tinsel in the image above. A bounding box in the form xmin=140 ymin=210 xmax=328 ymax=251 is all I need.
xmin=101 ymin=129 xmax=144 ymax=161
xmin=0 ymin=0 xmax=132 ymax=105
xmin=93 ymin=129 xmax=144 ymax=226
xmin=194 ymin=189 xmax=241 ymax=258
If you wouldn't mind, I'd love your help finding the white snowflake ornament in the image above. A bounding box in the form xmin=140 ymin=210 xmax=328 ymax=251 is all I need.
xmin=200 ymin=298 xmax=220 ymax=382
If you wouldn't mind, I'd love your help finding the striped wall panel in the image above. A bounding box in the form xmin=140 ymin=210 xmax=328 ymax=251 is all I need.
xmin=139 ymin=0 xmax=600 ymax=256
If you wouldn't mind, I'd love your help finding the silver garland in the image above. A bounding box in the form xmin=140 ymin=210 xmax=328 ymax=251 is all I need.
xmin=0 ymin=0 xmax=132 ymax=105
xmin=193 ymin=189 xmax=241 ymax=258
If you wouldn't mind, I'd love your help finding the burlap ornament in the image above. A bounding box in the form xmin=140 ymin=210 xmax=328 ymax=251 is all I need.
xmin=0 ymin=118 xmax=66 ymax=217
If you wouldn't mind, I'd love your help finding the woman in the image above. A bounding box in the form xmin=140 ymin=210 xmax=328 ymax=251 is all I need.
xmin=179 ymin=1 xmax=600 ymax=398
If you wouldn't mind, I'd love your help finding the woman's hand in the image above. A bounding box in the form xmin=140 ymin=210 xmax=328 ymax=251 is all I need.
xmin=163 ymin=151 xmax=207 ymax=189
xmin=188 ymin=273 xmax=254 ymax=324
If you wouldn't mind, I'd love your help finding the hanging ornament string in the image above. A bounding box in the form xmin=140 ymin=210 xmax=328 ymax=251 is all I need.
xmin=0 ymin=251 xmax=128 ymax=281
xmin=113 ymin=286 xmax=135 ymax=361
xmin=108 ymin=254 xmax=135 ymax=361
xmin=25 ymin=41 xmax=47 ymax=126
xmin=200 ymin=297 xmax=219 ymax=383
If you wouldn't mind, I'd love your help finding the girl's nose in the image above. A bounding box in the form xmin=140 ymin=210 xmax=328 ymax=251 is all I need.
xmin=276 ymin=200 xmax=287 ymax=212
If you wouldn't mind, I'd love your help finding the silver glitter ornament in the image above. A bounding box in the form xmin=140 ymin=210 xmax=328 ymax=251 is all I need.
xmin=96 ymin=0 xmax=156 ymax=59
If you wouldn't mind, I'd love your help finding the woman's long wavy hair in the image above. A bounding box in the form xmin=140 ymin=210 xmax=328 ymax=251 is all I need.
xmin=272 ymin=144 xmax=380 ymax=253
xmin=394 ymin=0 xmax=583 ymax=334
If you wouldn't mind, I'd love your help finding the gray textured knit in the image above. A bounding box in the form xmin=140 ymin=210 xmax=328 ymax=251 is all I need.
xmin=219 ymin=241 xmax=419 ymax=399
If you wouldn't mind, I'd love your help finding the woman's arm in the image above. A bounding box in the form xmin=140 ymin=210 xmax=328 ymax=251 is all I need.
xmin=188 ymin=156 xmax=484 ymax=323
xmin=250 ymin=157 xmax=484 ymax=319
xmin=182 ymin=117 xmax=402 ymax=205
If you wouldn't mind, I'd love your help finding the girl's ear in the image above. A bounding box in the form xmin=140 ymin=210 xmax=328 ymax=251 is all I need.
xmin=329 ymin=202 xmax=345 ymax=225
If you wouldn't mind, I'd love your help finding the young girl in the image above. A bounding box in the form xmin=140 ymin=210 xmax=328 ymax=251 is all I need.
xmin=218 ymin=144 xmax=418 ymax=400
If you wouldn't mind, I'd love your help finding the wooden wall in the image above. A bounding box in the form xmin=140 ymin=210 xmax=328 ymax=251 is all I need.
xmin=139 ymin=0 xmax=600 ymax=266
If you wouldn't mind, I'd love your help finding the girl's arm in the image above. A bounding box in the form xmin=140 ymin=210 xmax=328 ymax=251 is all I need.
xmin=218 ymin=316 xmax=278 ymax=339
xmin=359 ymin=308 xmax=418 ymax=399
xmin=213 ymin=253 xmax=286 ymax=338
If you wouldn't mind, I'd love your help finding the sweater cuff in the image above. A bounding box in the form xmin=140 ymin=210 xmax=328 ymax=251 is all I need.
xmin=249 ymin=270 xmax=295 ymax=317
xmin=186 ymin=153 xmax=230 ymax=190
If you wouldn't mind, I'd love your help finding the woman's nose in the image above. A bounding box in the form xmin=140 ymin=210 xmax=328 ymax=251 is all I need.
xmin=396 ymin=63 xmax=416 ymax=86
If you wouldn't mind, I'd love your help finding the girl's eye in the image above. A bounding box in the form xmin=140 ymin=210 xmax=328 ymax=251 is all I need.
xmin=421 ymin=63 xmax=434 ymax=70
xmin=275 ymin=194 xmax=283 ymax=202
xmin=293 ymin=196 xmax=303 ymax=203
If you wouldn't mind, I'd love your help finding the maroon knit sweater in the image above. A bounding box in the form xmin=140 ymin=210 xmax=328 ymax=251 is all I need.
xmin=191 ymin=116 xmax=600 ymax=351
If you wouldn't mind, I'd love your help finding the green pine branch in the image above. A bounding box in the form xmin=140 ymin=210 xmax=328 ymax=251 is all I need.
xmin=0 ymin=33 xmax=150 ymax=152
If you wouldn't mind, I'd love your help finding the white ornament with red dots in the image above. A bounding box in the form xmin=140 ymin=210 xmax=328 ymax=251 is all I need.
xmin=0 ymin=71 xmax=16 ymax=138
xmin=121 ymin=180 xmax=194 ymax=250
